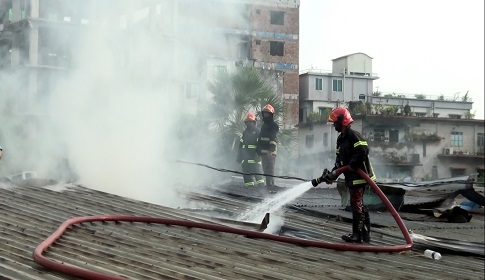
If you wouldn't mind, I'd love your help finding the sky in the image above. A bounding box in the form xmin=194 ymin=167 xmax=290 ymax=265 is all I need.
xmin=299 ymin=0 xmax=484 ymax=119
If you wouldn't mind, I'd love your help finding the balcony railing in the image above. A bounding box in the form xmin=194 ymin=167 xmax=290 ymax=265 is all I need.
xmin=440 ymin=147 xmax=485 ymax=158
xmin=408 ymin=132 xmax=443 ymax=142
xmin=371 ymin=152 xmax=420 ymax=165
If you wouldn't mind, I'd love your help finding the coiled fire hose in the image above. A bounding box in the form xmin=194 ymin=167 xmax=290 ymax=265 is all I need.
xmin=33 ymin=165 xmax=413 ymax=280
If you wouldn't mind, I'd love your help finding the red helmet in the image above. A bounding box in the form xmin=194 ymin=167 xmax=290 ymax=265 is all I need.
xmin=328 ymin=107 xmax=353 ymax=126
xmin=244 ymin=112 xmax=257 ymax=122
xmin=262 ymin=104 xmax=275 ymax=114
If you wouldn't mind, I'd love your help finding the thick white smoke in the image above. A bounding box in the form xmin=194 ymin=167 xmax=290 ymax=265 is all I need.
xmin=0 ymin=0 xmax=248 ymax=207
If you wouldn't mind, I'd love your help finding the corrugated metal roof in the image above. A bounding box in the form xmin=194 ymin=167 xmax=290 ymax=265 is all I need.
xmin=0 ymin=181 xmax=483 ymax=280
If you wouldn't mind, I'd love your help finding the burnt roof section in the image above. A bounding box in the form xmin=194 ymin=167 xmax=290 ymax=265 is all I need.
xmin=0 ymin=181 xmax=483 ymax=279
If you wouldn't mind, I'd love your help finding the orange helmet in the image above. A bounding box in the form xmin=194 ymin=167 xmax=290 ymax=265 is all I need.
xmin=328 ymin=107 xmax=353 ymax=126
xmin=244 ymin=112 xmax=257 ymax=122
xmin=262 ymin=104 xmax=275 ymax=114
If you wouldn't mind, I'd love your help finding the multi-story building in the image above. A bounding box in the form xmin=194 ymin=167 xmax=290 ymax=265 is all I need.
xmin=206 ymin=0 xmax=300 ymax=128
xmin=299 ymin=52 xmax=379 ymax=123
xmin=297 ymin=53 xmax=484 ymax=181
xmin=0 ymin=0 xmax=300 ymax=128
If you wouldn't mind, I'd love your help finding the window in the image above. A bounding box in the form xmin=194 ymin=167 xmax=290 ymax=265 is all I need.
xmin=389 ymin=130 xmax=399 ymax=143
xmin=332 ymin=79 xmax=343 ymax=92
xmin=451 ymin=131 xmax=463 ymax=147
xmin=214 ymin=65 xmax=227 ymax=75
xmin=478 ymin=133 xmax=484 ymax=153
xmin=269 ymin=41 xmax=284 ymax=56
xmin=374 ymin=128 xmax=386 ymax=142
xmin=270 ymin=11 xmax=284 ymax=25
xmin=315 ymin=78 xmax=322 ymax=90
xmin=255 ymin=40 xmax=261 ymax=45
xmin=318 ymin=107 xmax=327 ymax=115
xmin=305 ymin=135 xmax=314 ymax=149
xmin=323 ymin=132 xmax=328 ymax=147
xmin=359 ymin=94 xmax=366 ymax=101
xmin=185 ymin=82 xmax=198 ymax=99
xmin=451 ymin=168 xmax=466 ymax=177
xmin=255 ymin=9 xmax=260 ymax=15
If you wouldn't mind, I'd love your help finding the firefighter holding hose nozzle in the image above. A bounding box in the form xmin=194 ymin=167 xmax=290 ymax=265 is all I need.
xmin=311 ymin=107 xmax=376 ymax=243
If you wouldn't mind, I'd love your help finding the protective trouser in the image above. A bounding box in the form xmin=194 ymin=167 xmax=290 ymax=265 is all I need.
xmin=261 ymin=153 xmax=275 ymax=187
xmin=363 ymin=210 xmax=370 ymax=243
xmin=241 ymin=162 xmax=265 ymax=187
xmin=349 ymin=185 xmax=365 ymax=214
xmin=342 ymin=185 xmax=370 ymax=243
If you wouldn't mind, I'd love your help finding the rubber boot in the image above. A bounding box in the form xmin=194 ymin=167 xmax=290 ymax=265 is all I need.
xmin=341 ymin=212 xmax=363 ymax=243
xmin=362 ymin=210 xmax=371 ymax=243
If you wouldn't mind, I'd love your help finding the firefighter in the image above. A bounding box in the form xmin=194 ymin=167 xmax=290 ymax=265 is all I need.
xmin=311 ymin=107 xmax=375 ymax=243
xmin=237 ymin=112 xmax=265 ymax=188
xmin=256 ymin=104 xmax=279 ymax=188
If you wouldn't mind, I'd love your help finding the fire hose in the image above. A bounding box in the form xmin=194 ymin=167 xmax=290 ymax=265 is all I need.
xmin=33 ymin=166 xmax=413 ymax=280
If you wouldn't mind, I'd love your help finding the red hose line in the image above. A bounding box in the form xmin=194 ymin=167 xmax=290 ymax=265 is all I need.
xmin=33 ymin=167 xmax=413 ymax=280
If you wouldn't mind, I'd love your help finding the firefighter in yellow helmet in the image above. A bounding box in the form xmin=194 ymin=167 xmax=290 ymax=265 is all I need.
xmin=312 ymin=107 xmax=376 ymax=243
xmin=237 ymin=112 xmax=265 ymax=188
xmin=256 ymin=104 xmax=279 ymax=188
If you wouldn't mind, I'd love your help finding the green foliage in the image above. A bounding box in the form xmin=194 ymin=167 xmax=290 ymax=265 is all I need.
xmin=415 ymin=94 xmax=426 ymax=100
xmin=478 ymin=171 xmax=484 ymax=183
xmin=462 ymin=91 xmax=470 ymax=102
xmin=365 ymin=102 xmax=372 ymax=114
xmin=348 ymin=101 xmax=367 ymax=116
xmin=372 ymin=91 xmax=381 ymax=97
xmin=437 ymin=94 xmax=445 ymax=100
xmin=306 ymin=112 xmax=324 ymax=122
xmin=306 ymin=109 xmax=330 ymax=122
xmin=464 ymin=110 xmax=475 ymax=119
xmin=384 ymin=105 xmax=399 ymax=115
xmin=403 ymin=104 xmax=411 ymax=115
xmin=374 ymin=104 xmax=384 ymax=115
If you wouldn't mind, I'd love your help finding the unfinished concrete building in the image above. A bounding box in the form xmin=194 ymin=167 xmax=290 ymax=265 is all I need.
xmin=0 ymin=0 xmax=300 ymax=129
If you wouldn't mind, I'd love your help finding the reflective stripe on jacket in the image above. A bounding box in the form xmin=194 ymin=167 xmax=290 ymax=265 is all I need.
xmin=237 ymin=125 xmax=261 ymax=164
xmin=256 ymin=121 xmax=279 ymax=155
xmin=335 ymin=127 xmax=376 ymax=187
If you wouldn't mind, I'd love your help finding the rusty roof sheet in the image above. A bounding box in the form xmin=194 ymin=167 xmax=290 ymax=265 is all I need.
xmin=0 ymin=182 xmax=484 ymax=280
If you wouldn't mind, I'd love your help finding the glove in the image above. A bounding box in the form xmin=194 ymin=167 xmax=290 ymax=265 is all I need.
xmin=333 ymin=162 xmax=341 ymax=170
xmin=322 ymin=170 xmax=337 ymax=184
xmin=349 ymin=159 xmax=359 ymax=170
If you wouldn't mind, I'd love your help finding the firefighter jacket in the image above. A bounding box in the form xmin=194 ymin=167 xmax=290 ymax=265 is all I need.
xmin=237 ymin=125 xmax=261 ymax=164
xmin=334 ymin=126 xmax=376 ymax=187
xmin=256 ymin=120 xmax=279 ymax=156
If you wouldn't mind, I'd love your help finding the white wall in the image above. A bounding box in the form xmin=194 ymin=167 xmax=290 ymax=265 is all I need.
xmin=346 ymin=53 xmax=372 ymax=74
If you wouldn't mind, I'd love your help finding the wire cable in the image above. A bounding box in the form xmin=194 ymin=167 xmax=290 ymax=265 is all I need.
xmin=174 ymin=159 xmax=483 ymax=186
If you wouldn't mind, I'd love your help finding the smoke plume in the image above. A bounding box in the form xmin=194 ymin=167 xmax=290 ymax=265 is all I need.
xmin=0 ymin=1 xmax=248 ymax=207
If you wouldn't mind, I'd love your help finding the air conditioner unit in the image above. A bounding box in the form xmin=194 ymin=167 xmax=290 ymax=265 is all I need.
xmin=443 ymin=147 xmax=453 ymax=155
